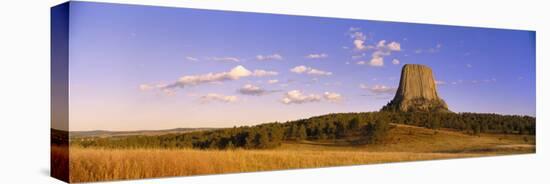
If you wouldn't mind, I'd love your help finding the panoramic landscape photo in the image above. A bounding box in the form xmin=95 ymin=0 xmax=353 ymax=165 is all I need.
xmin=51 ymin=2 xmax=535 ymax=183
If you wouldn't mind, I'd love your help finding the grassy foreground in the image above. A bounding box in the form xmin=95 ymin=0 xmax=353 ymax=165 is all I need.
xmin=67 ymin=124 xmax=535 ymax=182
xmin=70 ymin=148 xmax=486 ymax=182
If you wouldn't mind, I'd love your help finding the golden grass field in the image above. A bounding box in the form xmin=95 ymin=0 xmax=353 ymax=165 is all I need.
xmin=66 ymin=124 xmax=535 ymax=182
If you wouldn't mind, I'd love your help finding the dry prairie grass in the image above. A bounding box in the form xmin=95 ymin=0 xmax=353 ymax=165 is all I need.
xmin=68 ymin=124 xmax=535 ymax=182
xmin=70 ymin=147 xmax=487 ymax=182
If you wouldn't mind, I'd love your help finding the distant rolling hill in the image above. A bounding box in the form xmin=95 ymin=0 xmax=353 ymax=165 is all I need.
xmin=70 ymin=128 xmax=216 ymax=138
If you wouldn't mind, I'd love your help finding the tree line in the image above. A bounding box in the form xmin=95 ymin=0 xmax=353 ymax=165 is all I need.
xmin=71 ymin=112 xmax=535 ymax=150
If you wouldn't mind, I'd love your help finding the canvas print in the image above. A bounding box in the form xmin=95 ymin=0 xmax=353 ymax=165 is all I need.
xmin=51 ymin=1 xmax=536 ymax=183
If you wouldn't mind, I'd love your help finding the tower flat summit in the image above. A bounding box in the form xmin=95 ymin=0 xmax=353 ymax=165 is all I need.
xmin=381 ymin=64 xmax=450 ymax=113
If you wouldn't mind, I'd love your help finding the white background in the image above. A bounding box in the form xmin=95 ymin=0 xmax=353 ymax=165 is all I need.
xmin=0 ymin=0 xmax=547 ymax=183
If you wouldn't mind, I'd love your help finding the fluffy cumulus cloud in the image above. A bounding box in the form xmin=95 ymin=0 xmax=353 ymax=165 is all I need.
xmin=145 ymin=65 xmax=277 ymax=91
xmin=290 ymin=65 xmax=332 ymax=76
xmin=169 ymin=65 xmax=251 ymax=88
xmin=306 ymin=53 xmax=328 ymax=59
xmin=347 ymin=28 xmax=402 ymax=67
xmin=356 ymin=57 xmax=384 ymax=67
xmin=323 ymin=92 xmax=343 ymax=102
xmin=349 ymin=29 xmax=369 ymax=50
xmin=354 ymin=39 xmax=367 ymax=50
xmin=281 ymin=90 xmax=322 ymax=104
xmin=360 ymin=84 xmax=396 ymax=94
xmin=290 ymin=65 xmax=308 ymax=73
xmin=200 ymin=93 xmax=238 ymax=103
xmin=364 ymin=40 xmax=402 ymax=67
xmin=256 ymin=54 xmax=283 ymax=61
xmin=380 ymin=40 xmax=401 ymax=51
xmin=238 ymin=84 xmax=266 ymax=96
xmin=281 ymin=90 xmax=342 ymax=104
xmin=369 ymin=57 xmax=384 ymax=67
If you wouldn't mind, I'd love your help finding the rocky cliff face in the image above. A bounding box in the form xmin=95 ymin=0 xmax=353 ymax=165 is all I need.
xmin=381 ymin=64 xmax=450 ymax=113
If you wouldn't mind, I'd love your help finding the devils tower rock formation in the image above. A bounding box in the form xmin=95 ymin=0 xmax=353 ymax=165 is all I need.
xmin=381 ymin=64 xmax=450 ymax=113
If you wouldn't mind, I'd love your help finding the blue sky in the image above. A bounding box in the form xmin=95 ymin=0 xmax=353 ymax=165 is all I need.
xmin=64 ymin=2 xmax=535 ymax=131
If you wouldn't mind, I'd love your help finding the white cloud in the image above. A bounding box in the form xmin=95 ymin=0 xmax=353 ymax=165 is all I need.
xmin=349 ymin=30 xmax=368 ymax=50
xmin=347 ymin=27 xmax=401 ymax=56
xmin=324 ymin=92 xmax=342 ymax=102
xmin=201 ymin=93 xmax=238 ymax=103
xmin=376 ymin=40 xmax=387 ymax=48
xmin=360 ymin=84 xmax=396 ymax=94
xmin=356 ymin=58 xmax=384 ymax=67
xmin=281 ymin=90 xmax=322 ymax=104
xmin=290 ymin=65 xmax=332 ymax=76
xmin=267 ymin=79 xmax=279 ymax=84
xmin=308 ymin=69 xmax=332 ymax=76
xmin=466 ymin=64 xmax=473 ymax=68
xmin=353 ymin=39 xmax=366 ymax=50
xmin=281 ymin=90 xmax=343 ymax=104
xmin=386 ymin=41 xmax=402 ymax=51
xmin=352 ymin=39 xmax=402 ymax=67
xmin=435 ymin=80 xmax=446 ymax=85
xmin=238 ymin=84 xmax=266 ymax=96
xmin=375 ymin=40 xmax=401 ymax=51
xmin=161 ymin=65 xmax=276 ymax=89
xmin=290 ymin=65 xmax=308 ymax=73
xmin=139 ymin=83 xmax=178 ymax=96
xmin=370 ymin=85 xmax=396 ymax=94
xmin=256 ymin=54 xmax=283 ymax=61
xmin=392 ymin=59 xmax=400 ymax=65
xmin=175 ymin=65 xmax=250 ymax=87
xmin=252 ymin=69 xmax=278 ymax=77
xmin=185 ymin=56 xmax=199 ymax=62
xmin=139 ymin=84 xmax=154 ymax=91
xmin=210 ymin=57 xmax=241 ymax=62
xmin=306 ymin=53 xmax=328 ymax=59
xmin=369 ymin=57 xmax=384 ymax=67
xmin=350 ymin=31 xmax=367 ymax=41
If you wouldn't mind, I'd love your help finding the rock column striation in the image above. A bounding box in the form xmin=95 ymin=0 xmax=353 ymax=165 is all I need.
xmin=381 ymin=64 xmax=450 ymax=113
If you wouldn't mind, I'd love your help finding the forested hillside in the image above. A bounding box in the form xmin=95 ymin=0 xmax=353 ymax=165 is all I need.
xmin=71 ymin=112 xmax=535 ymax=150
